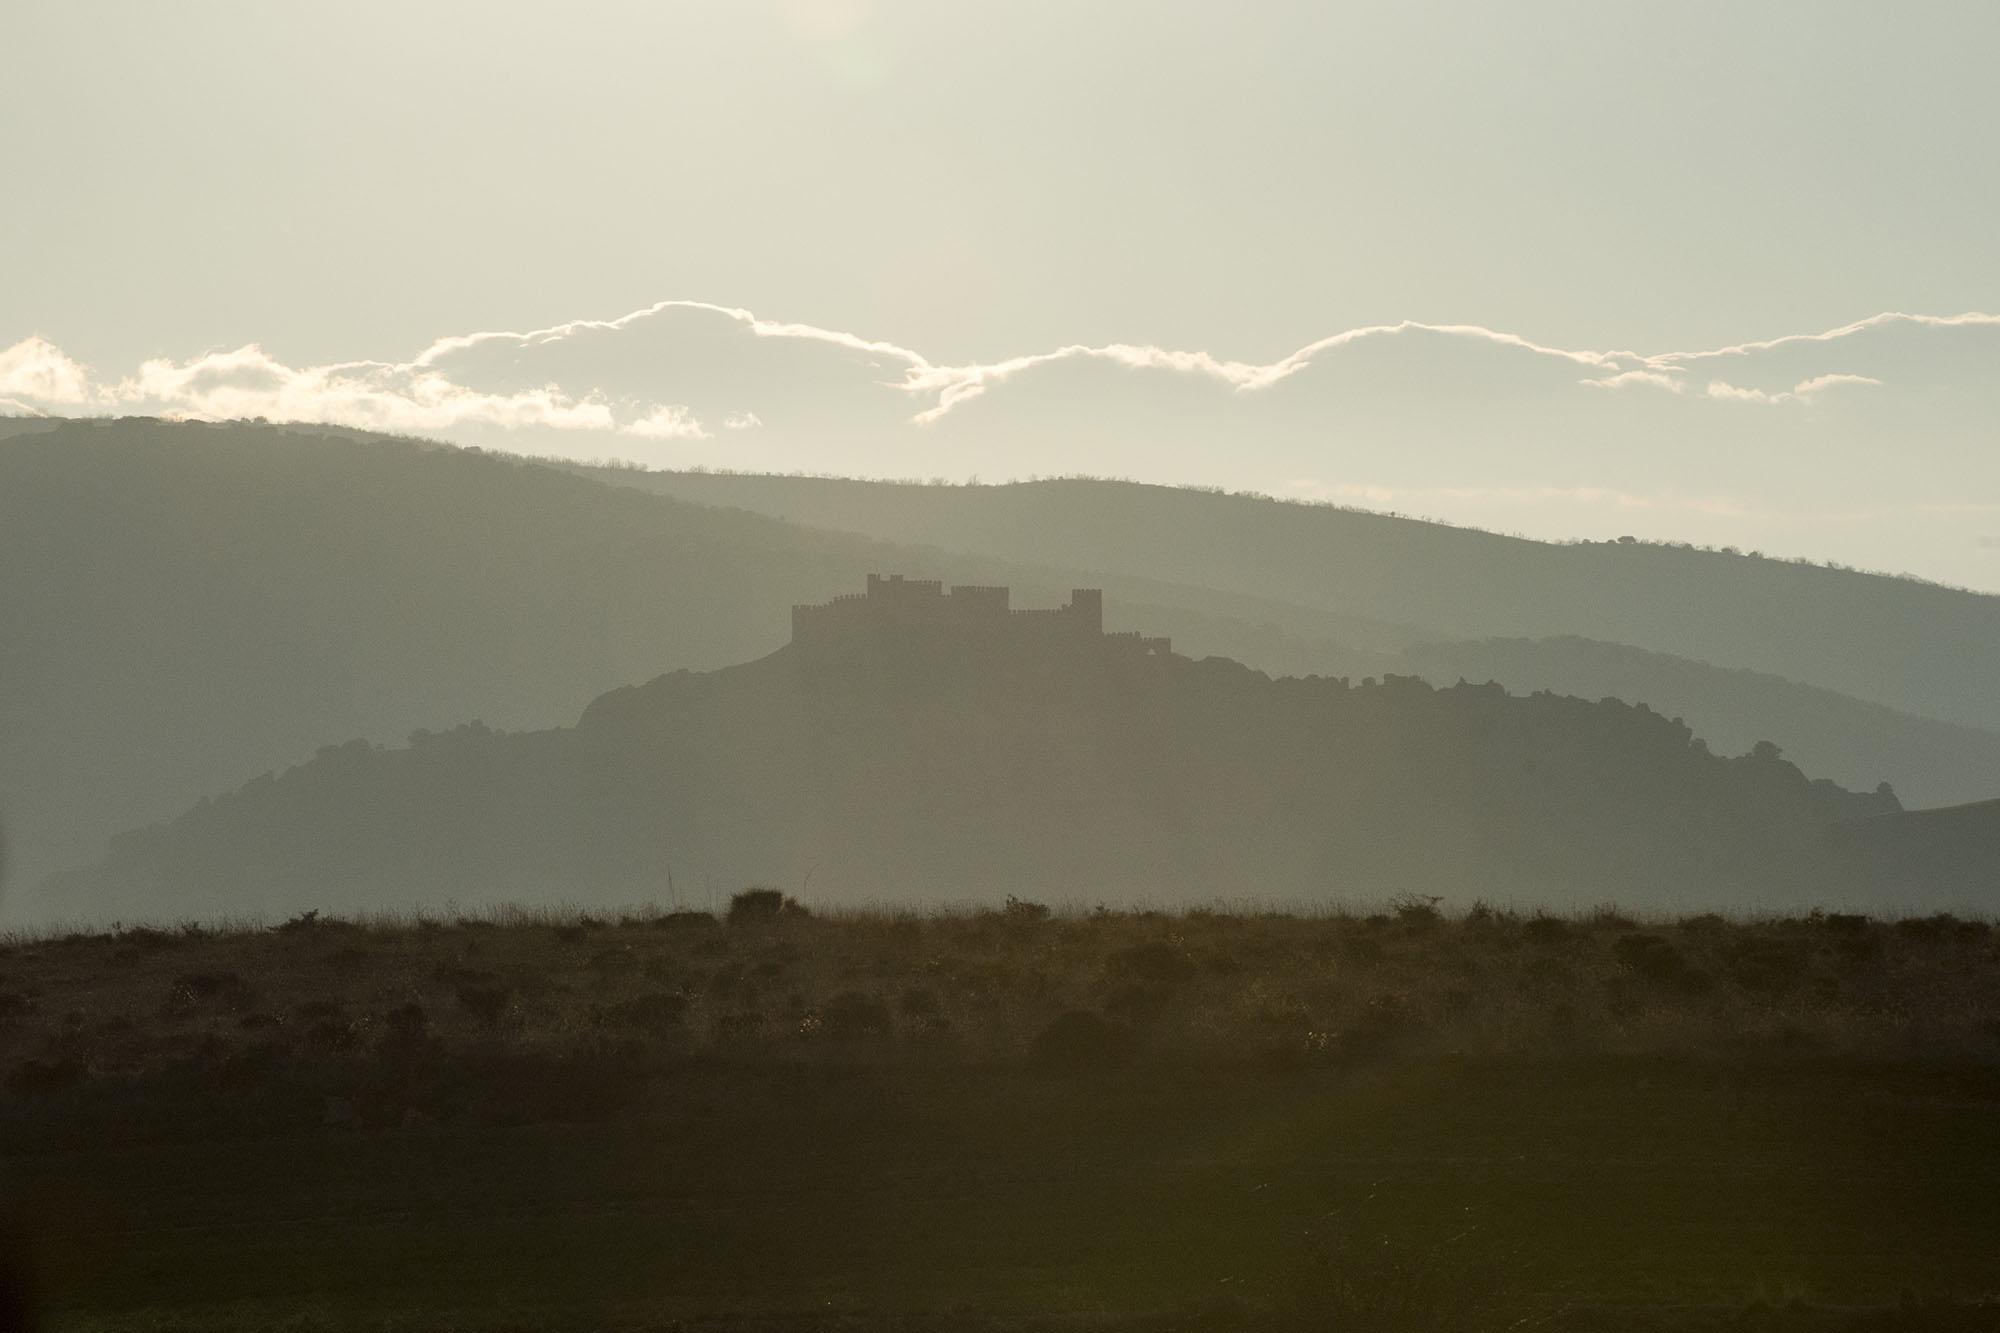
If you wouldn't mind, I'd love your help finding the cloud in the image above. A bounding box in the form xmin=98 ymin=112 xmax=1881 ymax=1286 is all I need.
xmin=1705 ymin=373 xmax=1883 ymax=405
xmin=0 ymin=304 xmax=1966 ymax=440
xmin=1656 ymin=311 xmax=2000 ymax=366
xmin=904 ymin=320 xmax=1649 ymax=425
xmin=0 ymin=336 xmax=103 ymax=406
xmin=8 ymin=302 xmax=1995 ymax=586
xmin=1584 ymin=369 xmax=1685 ymax=393
xmin=1792 ymin=372 xmax=1883 ymax=397
xmin=626 ymin=405 xmax=709 ymax=440
xmin=108 ymin=345 xmax=623 ymax=434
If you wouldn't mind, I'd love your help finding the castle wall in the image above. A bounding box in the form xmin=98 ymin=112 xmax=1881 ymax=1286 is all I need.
xmin=791 ymin=576 xmax=1162 ymax=655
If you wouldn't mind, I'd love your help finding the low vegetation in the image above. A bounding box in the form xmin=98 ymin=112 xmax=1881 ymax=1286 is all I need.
xmin=3 ymin=896 xmax=1995 ymax=1142
xmin=5 ymin=897 xmax=1997 ymax=1331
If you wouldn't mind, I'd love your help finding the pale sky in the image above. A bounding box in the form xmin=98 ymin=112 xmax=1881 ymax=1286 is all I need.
xmin=5 ymin=1 xmax=1998 ymax=587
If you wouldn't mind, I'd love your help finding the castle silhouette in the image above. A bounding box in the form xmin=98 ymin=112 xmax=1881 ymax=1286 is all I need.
xmin=792 ymin=574 xmax=1172 ymax=656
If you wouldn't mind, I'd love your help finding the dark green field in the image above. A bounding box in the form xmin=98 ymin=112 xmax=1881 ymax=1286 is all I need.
xmin=3 ymin=901 xmax=1997 ymax=1331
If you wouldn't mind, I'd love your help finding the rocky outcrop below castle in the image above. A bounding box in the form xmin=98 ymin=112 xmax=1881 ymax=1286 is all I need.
xmin=43 ymin=580 xmax=1927 ymax=921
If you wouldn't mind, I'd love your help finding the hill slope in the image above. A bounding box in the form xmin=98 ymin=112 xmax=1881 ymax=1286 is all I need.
xmin=594 ymin=470 xmax=2000 ymax=734
xmin=46 ymin=627 xmax=1906 ymax=923
xmin=0 ymin=419 xmax=1430 ymax=896
xmin=1393 ymin=637 xmax=2000 ymax=811
xmin=7 ymin=420 xmax=1995 ymax=909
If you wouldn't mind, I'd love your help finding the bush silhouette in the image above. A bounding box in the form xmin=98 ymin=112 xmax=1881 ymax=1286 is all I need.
xmin=727 ymin=888 xmax=808 ymax=924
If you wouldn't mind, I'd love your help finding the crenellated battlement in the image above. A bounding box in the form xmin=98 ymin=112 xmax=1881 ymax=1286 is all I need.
xmin=790 ymin=575 xmax=1167 ymax=656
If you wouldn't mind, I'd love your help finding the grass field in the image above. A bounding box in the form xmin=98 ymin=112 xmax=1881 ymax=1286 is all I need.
xmin=2 ymin=899 xmax=1997 ymax=1330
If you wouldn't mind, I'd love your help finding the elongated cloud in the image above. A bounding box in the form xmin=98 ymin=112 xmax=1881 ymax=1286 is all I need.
xmin=5 ymin=301 xmax=1995 ymax=587
xmin=3 ymin=303 xmax=1977 ymax=437
xmin=1656 ymin=311 xmax=2000 ymax=366
xmin=114 ymin=345 xmax=625 ymax=434
xmin=1705 ymin=373 xmax=1884 ymax=405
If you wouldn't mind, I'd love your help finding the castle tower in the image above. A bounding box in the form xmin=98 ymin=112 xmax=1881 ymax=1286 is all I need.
xmin=1068 ymin=588 xmax=1103 ymax=636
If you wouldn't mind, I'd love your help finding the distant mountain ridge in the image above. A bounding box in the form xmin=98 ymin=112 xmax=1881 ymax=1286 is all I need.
xmin=5 ymin=420 xmax=1995 ymax=917
xmin=592 ymin=469 xmax=2000 ymax=735
xmin=0 ymin=418 xmax=1470 ymax=897
xmin=44 ymin=579 xmax=1906 ymax=922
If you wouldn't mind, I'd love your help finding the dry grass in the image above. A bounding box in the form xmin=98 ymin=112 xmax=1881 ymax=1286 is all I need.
xmin=1 ymin=897 xmax=1995 ymax=1137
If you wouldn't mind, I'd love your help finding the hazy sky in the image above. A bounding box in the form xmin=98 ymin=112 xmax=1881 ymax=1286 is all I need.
xmin=5 ymin=1 xmax=1998 ymax=587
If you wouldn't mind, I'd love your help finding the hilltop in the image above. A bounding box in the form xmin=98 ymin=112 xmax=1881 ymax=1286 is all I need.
xmin=43 ymin=574 xmax=1907 ymax=923
xmin=0 ymin=420 xmax=1394 ymax=895
xmin=594 ymin=468 xmax=2000 ymax=734
xmin=6 ymin=420 xmax=1994 ymax=909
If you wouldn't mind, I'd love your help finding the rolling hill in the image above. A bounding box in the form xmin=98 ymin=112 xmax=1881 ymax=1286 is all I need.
xmin=1393 ymin=636 xmax=2000 ymax=811
xmin=0 ymin=418 xmax=1444 ymax=901
xmin=43 ymin=608 xmax=1903 ymax=923
xmin=592 ymin=469 xmax=2000 ymax=735
xmin=6 ymin=419 xmax=1996 ymax=921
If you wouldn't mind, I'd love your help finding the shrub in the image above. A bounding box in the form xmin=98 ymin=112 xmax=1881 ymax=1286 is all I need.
xmin=1896 ymin=913 xmax=1984 ymax=942
xmin=454 ymin=982 xmax=512 ymax=1025
xmin=819 ymin=991 xmax=894 ymax=1039
xmin=167 ymin=971 xmax=253 ymax=1013
xmin=1105 ymin=941 xmax=1197 ymax=987
xmin=1613 ymin=933 xmax=1711 ymax=993
xmin=727 ymin=888 xmax=809 ymax=924
xmin=1726 ymin=938 xmax=1810 ymax=995
xmin=1340 ymin=992 xmax=1414 ymax=1060
xmin=1522 ymin=916 xmax=1570 ymax=946
xmin=377 ymin=1003 xmax=431 ymax=1058
xmin=1030 ymin=1010 xmax=1136 ymax=1073
xmin=1390 ymin=894 xmax=1443 ymax=929
xmin=651 ymin=910 xmax=719 ymax=931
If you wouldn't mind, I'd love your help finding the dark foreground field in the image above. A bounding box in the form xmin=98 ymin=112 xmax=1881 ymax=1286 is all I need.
xmin=2 ymin=900 xmax=1997 ymax=1331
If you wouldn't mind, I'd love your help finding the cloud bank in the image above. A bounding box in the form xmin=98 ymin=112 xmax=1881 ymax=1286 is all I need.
xmin=8 ymin=303 xmax=1989 ymax=442
xmin=4 ymin=303 xmax=1997 ymax=588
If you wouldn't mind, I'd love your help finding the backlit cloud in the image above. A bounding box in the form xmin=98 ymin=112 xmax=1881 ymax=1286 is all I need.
xmin=1705 ymin=373 xmax=1884 ymax=405
xmin=4 ymin=300 xmax=1995 ymax=587
xmin=0 ymin=336 xmax=103 ymax=406
xmin=0 ymin=303 xmax=1970 ymax=440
